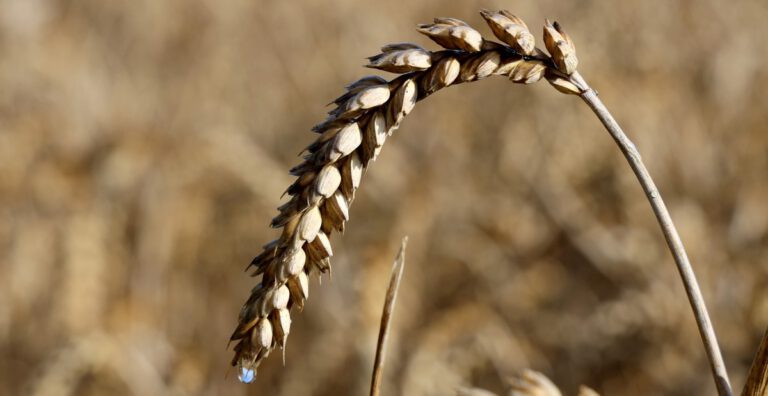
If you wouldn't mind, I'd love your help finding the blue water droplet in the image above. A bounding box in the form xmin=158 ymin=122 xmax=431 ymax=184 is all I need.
xmin=238 ymin=367 xmax=256 ymax=384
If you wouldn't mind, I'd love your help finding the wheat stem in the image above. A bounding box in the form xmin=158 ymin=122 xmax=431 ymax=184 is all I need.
xmin=569 ymin=71 xmax=733 ymax=396
xmin=370 ymin=237 xmax=408 ymax=396
xmin=742 ymin=327 xmax=768 ymax=396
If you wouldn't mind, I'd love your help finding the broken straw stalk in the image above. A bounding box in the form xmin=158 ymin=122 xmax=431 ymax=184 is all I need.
xmin=229 ymin=9 xmax=732 ymax=395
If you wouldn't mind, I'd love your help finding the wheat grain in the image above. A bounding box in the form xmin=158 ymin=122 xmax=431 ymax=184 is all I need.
xmin=229 ymin=11 xmax=732 ymax=395
xmin=508 ymin=370 xmax=563 ymax=396
xmin=509 ymin=370 xmax=601 ymax=396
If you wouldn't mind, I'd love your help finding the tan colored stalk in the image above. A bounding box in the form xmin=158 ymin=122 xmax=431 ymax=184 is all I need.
xmin=230 ymin=10 xmax=732 ymax=395
xmin=370 ymin=237 xmax=408 ymax=396
xmin=563 ymin=71 xmax=733 ymax=396
xmin=742 ymin=327 xmax=768 ymax=396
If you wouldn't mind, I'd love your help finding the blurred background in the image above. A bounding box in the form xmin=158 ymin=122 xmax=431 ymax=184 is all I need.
xmin=1 ymin=0 xmax=767 ymax=395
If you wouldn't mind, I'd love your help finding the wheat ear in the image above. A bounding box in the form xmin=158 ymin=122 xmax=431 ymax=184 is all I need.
xmin=229 ymin=11 xmax=732 ymax=395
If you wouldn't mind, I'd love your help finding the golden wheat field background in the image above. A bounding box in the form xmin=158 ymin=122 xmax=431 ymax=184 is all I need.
xmin=1 ymin=0 xmax=767 ymax=395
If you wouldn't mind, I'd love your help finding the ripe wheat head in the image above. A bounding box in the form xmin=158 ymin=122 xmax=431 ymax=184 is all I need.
xmin=229 ymin=9 xmax=583 ymax=382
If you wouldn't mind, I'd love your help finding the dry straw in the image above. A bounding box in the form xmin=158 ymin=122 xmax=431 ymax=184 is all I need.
xmin=229 ymin=9 xmax=740 ymax=395
xmin=743 ymin=328 xmax=768 ymax=396
xmin=370 ymin=237 xmax=408 ymax=396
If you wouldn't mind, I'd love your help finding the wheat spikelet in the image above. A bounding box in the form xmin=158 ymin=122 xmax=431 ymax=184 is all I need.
xmin=461 ymin=370 xmax=601 ymax=396
xmin=228 ymin=9 xmax=585 ymax=381
xmin=508 ymin=370 xmax=600 ymax=396
xmin=508 ymin=370 xmax=564 ymax=396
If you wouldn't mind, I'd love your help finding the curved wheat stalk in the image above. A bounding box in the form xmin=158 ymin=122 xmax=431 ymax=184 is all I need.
xmin=229 ymin=10 xmax=732 ymax=395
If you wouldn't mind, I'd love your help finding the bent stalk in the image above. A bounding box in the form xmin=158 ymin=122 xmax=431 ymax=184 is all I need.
xmin=568 ymin=71 xmax=733 ymax=396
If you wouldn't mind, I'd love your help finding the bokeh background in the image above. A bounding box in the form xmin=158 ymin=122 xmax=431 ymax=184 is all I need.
xmin=1 ymin=0 xmax=767 ymax=395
